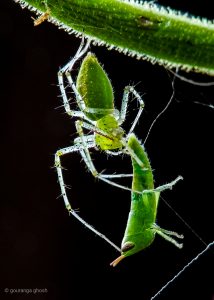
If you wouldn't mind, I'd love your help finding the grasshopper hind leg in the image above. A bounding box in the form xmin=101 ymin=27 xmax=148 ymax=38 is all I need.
xmin=153 ymin=224 xmax=184 ymax=249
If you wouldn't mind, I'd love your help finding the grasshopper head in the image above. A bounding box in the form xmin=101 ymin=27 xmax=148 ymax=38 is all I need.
xmin=110 ymin=231 xmax=155 ymax=267
xmin=110 ymin=242 xmax=135 ymax=267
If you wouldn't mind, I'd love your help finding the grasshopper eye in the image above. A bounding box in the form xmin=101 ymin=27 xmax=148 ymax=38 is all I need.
xmin=122 ymin=242 xmax=135 ymax=252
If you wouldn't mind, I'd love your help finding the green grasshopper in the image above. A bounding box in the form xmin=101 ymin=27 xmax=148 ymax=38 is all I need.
xmin=55 ymin=39 xmax=183 ymax=265
xmin=110 ymin=133 xmax=183 ymax=266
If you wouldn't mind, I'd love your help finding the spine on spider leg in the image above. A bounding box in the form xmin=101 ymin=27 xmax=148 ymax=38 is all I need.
xmin=15 ymin=0 xmax=214 ymax=75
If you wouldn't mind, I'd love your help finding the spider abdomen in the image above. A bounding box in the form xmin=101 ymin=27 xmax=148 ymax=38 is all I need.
xmin=76 ymin=52 xmax=114 ymax=121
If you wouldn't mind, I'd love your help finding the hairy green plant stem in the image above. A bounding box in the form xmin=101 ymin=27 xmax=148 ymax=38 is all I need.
xmin=14 ymin=0 xmax=214 ymax=75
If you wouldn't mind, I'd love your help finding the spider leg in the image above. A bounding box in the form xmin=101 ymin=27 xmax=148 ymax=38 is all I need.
xmin=105 ymin=149 xmax=124 ymax=156
xmin=118 ymin=86 xmax=145 ymax=137
xmin=75 ymin=120 xmax=139 ymax=193
xmin=55 ymin=139 xmax=95 ymax=213
xmin=152 ymin=226 xmax=184 ymax=249
xmin=58 ymin=38 xmax=92 ymax=119
xmin=54 ymin=137 xmax=120 ymax=252
xmin=144 ymin=175 xmax=183 ymax=193
xmin=76 ymin=119 xmax=145 ymax=168
xmin=58 ymin=39 xmax=109 ymax=122
xmin=55 ymin=132 xmax=132 ymax=212
xmin=152 ymin=224 xmax=184 ymax=239
xmin=74 ymin=137 xmax=133 ymax=180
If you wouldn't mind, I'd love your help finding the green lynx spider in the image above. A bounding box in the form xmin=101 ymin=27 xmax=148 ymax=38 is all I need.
xmin=55 ymin=39 xmax=183 ymax=261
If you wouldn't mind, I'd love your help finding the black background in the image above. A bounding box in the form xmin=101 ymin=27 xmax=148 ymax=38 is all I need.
xmin=0 ymin=1 xmax=213 ymax=299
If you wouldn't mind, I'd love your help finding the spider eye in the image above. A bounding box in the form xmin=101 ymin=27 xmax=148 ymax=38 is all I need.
xmin=121 ymin=242 xmax=135 ymax=252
